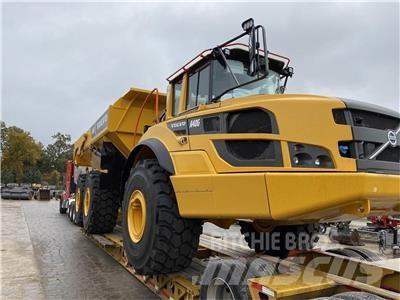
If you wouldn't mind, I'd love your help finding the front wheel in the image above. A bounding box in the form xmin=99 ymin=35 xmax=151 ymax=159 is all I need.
xmin=122 ymin=159 xmax=202 ymax=275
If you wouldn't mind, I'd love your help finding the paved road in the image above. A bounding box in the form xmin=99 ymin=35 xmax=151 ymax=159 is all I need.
xmin=1 ymin=199 xmax=157 ymax=299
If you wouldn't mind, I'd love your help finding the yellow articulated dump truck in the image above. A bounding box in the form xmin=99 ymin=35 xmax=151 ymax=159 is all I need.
xmin=73 ymin=19 xmax=400 ymax=275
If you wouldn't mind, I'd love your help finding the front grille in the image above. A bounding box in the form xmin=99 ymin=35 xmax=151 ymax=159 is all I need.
xmin=376 ymin=146 xmax=400 ymax=163
xmin=333 ymin=108 xmax=400 ymax=130
xmin=334 ymin=108 xmax=400 ymax=174
xmin=344 ymin=141 xmax=400 ymax=163
xmin=350 ymin=109 xmax=399 ymax=130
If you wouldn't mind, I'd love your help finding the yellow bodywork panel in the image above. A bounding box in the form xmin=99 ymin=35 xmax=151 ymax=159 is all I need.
xmin=73 ymin=88 xmax=166 ymax=167
xmin=265 ymin=172 xmax=400 ymax=222
xmin=171 ymin=172 xmax=271 ymax=218
xmin=171 ymin=151 xmax=215 ymax=175
xmin=171 ymin=171 xmax=399 ymax=221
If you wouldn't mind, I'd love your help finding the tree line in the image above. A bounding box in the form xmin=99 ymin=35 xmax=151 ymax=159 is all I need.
xmin=1 ymin=121 xmax=72 ymax=188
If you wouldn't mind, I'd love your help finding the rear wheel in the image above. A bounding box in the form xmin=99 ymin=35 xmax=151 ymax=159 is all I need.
xmin=74 ymin=174 xmax=86 ymax=227
xmin=122 ymin=159 xmax=202 ymax=275
xmin=240 ymin=222 xmax=319 ymax=259
xmin=82 ymin=171 xmax=119 ymax=234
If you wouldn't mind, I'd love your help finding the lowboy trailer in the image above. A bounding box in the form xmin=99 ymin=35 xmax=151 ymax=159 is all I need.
xmin=80 ymin=225 xmax=399 ymax=300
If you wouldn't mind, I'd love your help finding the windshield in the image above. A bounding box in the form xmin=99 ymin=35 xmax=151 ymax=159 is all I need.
xmin=212 ymin=58 xmax=281 ymax=101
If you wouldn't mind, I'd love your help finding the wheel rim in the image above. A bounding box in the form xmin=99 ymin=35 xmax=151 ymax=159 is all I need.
xmin=127 ymin=190 xmax=147 ymax=243
xmin=84 ymin=188 xmax=90 ymax=217
xmin=75 ymin=190 xmax=81 ymax=213
xmin=206 ymin=278 xmax=236 ymax=300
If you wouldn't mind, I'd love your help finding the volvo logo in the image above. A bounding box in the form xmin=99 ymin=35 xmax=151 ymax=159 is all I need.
xmin=387 ymin=130 xmax=397 ymax=147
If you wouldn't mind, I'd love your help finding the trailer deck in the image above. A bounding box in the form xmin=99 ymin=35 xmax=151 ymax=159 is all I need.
xmin=85 ymin=226 xmax=400 ymax=300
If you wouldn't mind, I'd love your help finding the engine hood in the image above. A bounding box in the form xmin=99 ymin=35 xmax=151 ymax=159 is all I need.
xmin=341 ymin=98 xmax=399 ymax=119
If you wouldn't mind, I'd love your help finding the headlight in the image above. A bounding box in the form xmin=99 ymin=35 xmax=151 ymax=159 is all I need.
xmin=289 ymin=143 xmax=334 ymax=168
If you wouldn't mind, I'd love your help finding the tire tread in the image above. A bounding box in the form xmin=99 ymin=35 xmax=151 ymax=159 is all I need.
xmin=84 ymin=171 xmax=119 ymax=234
xmin=126 ymin=159 xmax=202 ymax=274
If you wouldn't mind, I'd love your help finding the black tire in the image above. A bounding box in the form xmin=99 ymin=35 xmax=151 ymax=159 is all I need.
xmin=59 ymin=197 xmax=67 ymax=214
xmin=344 ymin=247 xmax=382 ymax=262
xmin=82 ymin=171 xmax=119 ymax=234
xmin=240 ymin=222 xmax=319 ymax=259
xmin=200 ymin=258 xmax=276 ymax=300
xmin=70 ymin=203 xmax=76 ymax=222
xmin=74 ymin=174 xmax=86 ymax=227
xmin=68 ymin=202 xmax=74 ymax=222
xmin=122 ymin=159 xmax=202 ymax=275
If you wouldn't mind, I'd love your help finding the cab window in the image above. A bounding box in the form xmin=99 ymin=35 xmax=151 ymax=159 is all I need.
xmin=187 ymin=65 xmax=210 ymax=109
xmin=172 ymin=80 xmax=182 ymax=116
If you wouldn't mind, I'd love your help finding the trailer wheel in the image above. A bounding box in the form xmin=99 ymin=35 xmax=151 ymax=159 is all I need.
xmin=59 ymin=197 xmax=67 ymax=214
xmin=326 ymin=247 xmax=382 ymax=262
xmin=82 ymin=171 xmax=119 ymax=234
xmin=122 ymin=159 xmax=202 ymax=275
xmin=74 ymin=174 xmax=86 ymax=227
xmin=69 ymin=202 xmax=75 ymax=222
xmin=200 ymin=258 xmax=276 ymax=300
xmin=240 ymin=222 xmax=319 ymax=259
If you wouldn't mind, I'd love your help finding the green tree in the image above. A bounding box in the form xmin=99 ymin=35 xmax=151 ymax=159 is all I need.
xmin=43 ymin=133 xmax=72 ymax=175
xmin=22 ymin=167 xmax=42 ymax=183
xmin=1 ymin=123 xmax=42 ymax=183
xmin=1 ymin=121 xmax=7 ymax=151
xmin=1 ymin=169 xmax=15 ymax=183
xmin=47 ymin=170 xmax=61 ymax=187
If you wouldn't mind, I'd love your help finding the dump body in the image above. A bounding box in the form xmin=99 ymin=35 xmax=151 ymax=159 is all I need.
xmin=73 ymin=88 xmax=166 ymax=168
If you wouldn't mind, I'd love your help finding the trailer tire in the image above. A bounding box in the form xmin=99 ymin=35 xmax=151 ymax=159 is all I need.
xmin=240 ymin=222 xmax=319 ymax=259
xmin=200 ymin=258 xmax=276 ymax=300
xmin=122 ymin=159 xmax=202 ymax=275
xmin=59 ymin=197 xmax=67 ymax=214
xmin=74 ymin=174 xmax=86 ymax=227
xmin=69 ymin=202 xmax=75 ymax=222
xmin=82 ymin=171 xmax=119 ymax=234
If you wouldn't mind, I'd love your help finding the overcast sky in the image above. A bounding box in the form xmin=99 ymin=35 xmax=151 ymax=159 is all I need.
xmin=2 ymin=2 xmax=399 ymax=145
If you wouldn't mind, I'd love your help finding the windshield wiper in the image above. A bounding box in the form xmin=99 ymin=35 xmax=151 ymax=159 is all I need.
xmin=215 ymin=47 xmax=240 ymax=86
xmin=211 ymin=74 xmax=267 ymax=103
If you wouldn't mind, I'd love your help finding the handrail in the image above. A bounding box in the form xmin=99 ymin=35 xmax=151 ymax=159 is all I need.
xmin=166 ymin=43 xmax=290 ymax=82
xmin=133 ymin=88 xmax=159 ymax=145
